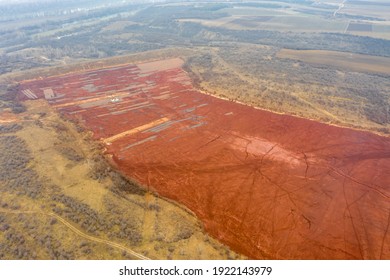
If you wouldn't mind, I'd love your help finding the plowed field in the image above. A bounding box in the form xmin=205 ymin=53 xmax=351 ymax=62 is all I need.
xmin=18 ymin=58 xmax=390 ymax=259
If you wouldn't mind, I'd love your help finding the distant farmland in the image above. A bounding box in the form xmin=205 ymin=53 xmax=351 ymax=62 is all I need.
xmin=347 ymin=22 xmax=373 ymax=32
xmin=277 ymin=49 xmax=390 ymax=75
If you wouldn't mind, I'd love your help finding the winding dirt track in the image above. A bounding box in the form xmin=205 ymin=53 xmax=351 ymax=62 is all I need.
xmin=0 ymin=209 xmax=150 ymax=260
xmin=18 ymin=58 xmax=390 ymax=259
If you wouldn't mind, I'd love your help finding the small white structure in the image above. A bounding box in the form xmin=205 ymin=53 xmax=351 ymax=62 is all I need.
xmin=43 ymin=88 xmax=55 ymax=100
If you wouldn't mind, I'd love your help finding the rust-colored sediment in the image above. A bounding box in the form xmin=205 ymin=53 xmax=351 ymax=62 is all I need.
xmin=18 ymin=58 xmax=390 ymax=259
xmin=0 ymin=112 xmax=20 ymax=123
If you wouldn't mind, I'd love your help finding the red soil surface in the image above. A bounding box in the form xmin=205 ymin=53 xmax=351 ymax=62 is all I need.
xmin=0 ymin=112 xmax=19 ymax=124
xmin=18 ymin=58 xmax=390 ymax=259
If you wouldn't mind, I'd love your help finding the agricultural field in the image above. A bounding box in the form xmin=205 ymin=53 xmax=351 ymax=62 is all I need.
xmin=17 ymin=58 xmax=390 ymax=259
xmin=276 ymin=49 xmax=390 ymax=75
xmin=177 ymin=0 xmax=390 ymax=39
xmin=341 ymin=0 xmax=390 ymax=21
xmin=179 ymin=13 xmax=349 ymax=33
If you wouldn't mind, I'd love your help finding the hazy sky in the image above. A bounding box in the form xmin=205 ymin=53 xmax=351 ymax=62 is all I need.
xmin=0 ymin=0 xmax=55 ymax=4
xmin=0 ymin=0 xmax=139 ymax=2
xmin=0 ymin=0 xmax=96 ymax=3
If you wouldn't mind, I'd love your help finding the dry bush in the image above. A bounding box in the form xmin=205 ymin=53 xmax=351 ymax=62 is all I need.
xmin=110 ymin=171 xmax=146 ymax=196
xmin=170 ymin=212 xmax=194 ymax=242
xmin=0 ymin=136 xmax=42 ymax=198
xmin=0 ymin=124 xmax=22 ymax=134
xmin=57 ymin=146 xmax=83 ymax=162
xmin=51 ymin=193 xmax=143 ymax=246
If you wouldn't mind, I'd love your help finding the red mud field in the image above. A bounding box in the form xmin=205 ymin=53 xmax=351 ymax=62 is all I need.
xmin=0 ymin=112 xmax=19 ymax=124
xmin=18 ymin=58 xmax=390 ymax=259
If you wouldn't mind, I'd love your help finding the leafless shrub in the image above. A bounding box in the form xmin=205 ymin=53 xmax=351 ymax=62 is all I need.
xmin=82 ymin=247 xmax=92 ymax=254
xmin=0 ymin=124 xmax=22 ymax=134
xmin=10 ymin=103 xmax=26 ymax=114
xmin=52 ymin=122 xmax=67 ymax=132
xmin=0 ymin=136 xmax=42 ymax=198
xmin=50 ymin=193 xmax=144 ymax=244
xmin=57 ymin=146 xmax=83 ymax=162
xmin=110 ymin=171 xmax=146 ymax=196
xmin=89 ymin=154 xmax=110 ymax=181
xmin=49 ymin=218 xmax=57 ymax=225
xmin=169 ymin=213 xmax=194 ymax=242
xmin=148 ymin=203 xmax=160 ymax=211
xmin=10 ymin=204 xmax=20 ymax=210
xmin=0 ymin=223 xmax=10 ymax=232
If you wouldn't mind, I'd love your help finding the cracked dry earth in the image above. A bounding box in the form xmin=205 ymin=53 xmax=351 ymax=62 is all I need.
xmin=19 ymin=58 xmax=390 ymax=259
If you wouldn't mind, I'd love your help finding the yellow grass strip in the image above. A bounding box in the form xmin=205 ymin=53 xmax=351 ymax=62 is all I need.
xmin=103 ymin=117 xmax=169 ymax=143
